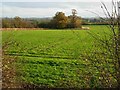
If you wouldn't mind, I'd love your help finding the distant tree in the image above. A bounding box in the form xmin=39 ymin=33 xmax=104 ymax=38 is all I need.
xmin=2 ymin=18 xmax=14 ymax=28
xmin=50 ymin=12 xmax=68 ymax=29
xmin=12 ymin=16 xmax=34 ymax=28
xmin=13 ymin=16 xmax=23 ymax=28
xmin=2 ymin=19 xmax=10 ymax=28
xmin=38 ymin=22 xmax=49 ymax=28
xmin=68 ymin=9 xmax=82 ymax=28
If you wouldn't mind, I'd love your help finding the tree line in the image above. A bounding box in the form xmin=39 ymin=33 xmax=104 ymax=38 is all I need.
xmin=2 ymin=10 xmax=82 ymax=29
xmin=2 ymin=10 xmax=110 ymax=29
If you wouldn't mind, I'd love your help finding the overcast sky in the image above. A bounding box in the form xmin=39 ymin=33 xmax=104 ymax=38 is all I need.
xmin=1 ymin=0 xmax=118 ymax=18
xmin=2 ymin=0 xmax=114 ymax=2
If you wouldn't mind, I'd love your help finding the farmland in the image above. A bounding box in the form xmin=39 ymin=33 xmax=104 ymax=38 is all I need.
xmin=2 ymin=25 xmax=116 ymax=88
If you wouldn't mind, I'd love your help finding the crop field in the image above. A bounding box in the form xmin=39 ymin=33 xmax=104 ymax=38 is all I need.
xmin=2 ymin=25 xmax=116 ymax=88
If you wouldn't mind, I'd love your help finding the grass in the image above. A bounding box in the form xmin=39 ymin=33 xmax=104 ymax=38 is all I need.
xmin=2 ymin=25 xmax=116 ymax=88
xmin=17 ymin=57 xmax=93 ymax=88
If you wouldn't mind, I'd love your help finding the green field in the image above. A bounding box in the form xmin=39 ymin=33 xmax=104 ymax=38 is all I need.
xmin=2 ymin=25 xmax=116 ymax=88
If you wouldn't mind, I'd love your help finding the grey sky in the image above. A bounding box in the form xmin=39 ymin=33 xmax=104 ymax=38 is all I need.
xmin=2 ymin=2 xmax=113 ymax=18
xmin=2 ymin=0 xmax=113 ymax=2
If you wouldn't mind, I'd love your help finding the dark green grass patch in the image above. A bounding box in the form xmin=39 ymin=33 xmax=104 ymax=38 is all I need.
xmin=16 ymin=57 xmax=98 ymax=88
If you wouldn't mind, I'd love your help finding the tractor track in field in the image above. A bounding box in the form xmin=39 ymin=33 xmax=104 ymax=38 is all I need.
xmin=5 ymin=53 xmax=80 ymax=60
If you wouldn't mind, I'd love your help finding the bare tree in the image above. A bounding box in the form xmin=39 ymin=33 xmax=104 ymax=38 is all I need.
xmin=75 ymin=1 xmax=120 ymax=88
